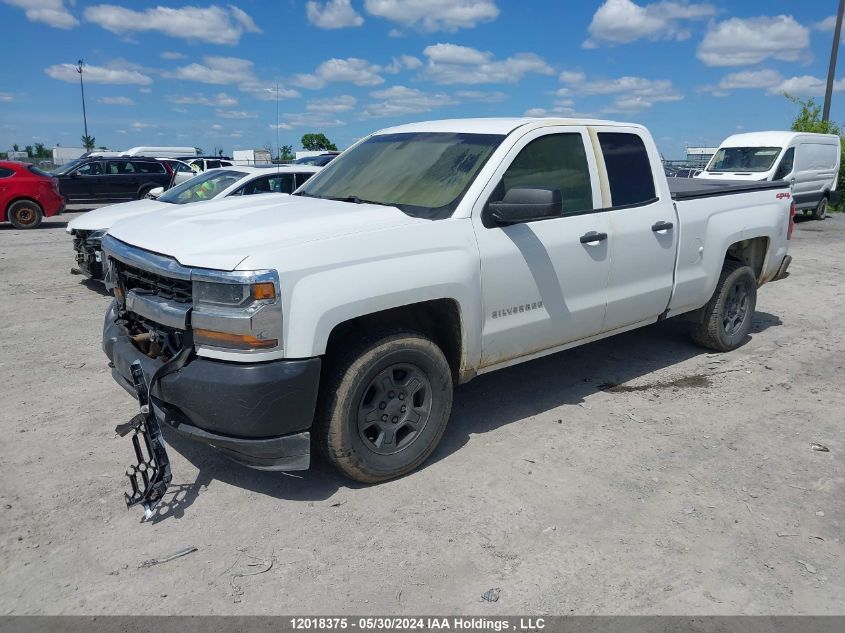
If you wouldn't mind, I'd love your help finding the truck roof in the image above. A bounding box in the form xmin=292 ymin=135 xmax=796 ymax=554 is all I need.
xmin=377 ymin=117 xmax=643 ymax=135
xmin=718 ymin=131 xmax=840 ymax=147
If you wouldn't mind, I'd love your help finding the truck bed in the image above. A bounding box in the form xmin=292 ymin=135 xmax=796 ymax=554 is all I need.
xmin=668 ymin=177 xmax=787 ymax=201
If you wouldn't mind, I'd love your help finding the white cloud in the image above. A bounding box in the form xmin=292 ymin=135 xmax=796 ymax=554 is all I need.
xmin=361 ymin=85 xmax=459 ymax=118
xmin=0 ymin=92 xmax=15 ymax=102
xmin=168 ymin=92 xmax=239 ymax=107
xmin=769 ymin=75 xmax=845 ymax=97
xmin=422 ymin=43 xmax=553 ymax=85
xmin=280 ymin=112 xmax=346 ymax=128
xmin=160 ymin=51 xmax=186 ymax=60
xmin=240 ymin=82 xmax=301 ymax=101
xmin=454 ymin=89 xmax=506 ymax=102
xmin=364 ymin=0 xmax=499 ymax=32
xmin=306 ymin=95 xmax=358 ymax=113
xmin=97 ymin=96 xmax=135 ymax=106
xmin=584 ymin=0 xmax=716 ymax=47
xmin=131 ymin=121 xmax=153 ymax=129
xmin=697 ymin=16 xmax=810 ymax=66
xmin=559 ymin=70 xmax=586 ymax=84
xmin=560 ymin=73 xmax=682 ymax=112
xmin=83 ymin=4 xmax=261 ymax=45
xmin=294 ymin=58 xmax=386 ymax=89
xmin=216 ymin=109 xmax=258 ymax=119
xmin=168 ymin=56 xmax=255 ymax=84
xmin=523 ymin=106 xmax=577 ymax=117
xmin=2 ymin=0 xmax=78 ymax=29
xmin=714 ymin=69 xmax=783 ymax=91
xmin=211 ymin=124 xmax=224 ymax=131
xmin=45 ymin=63 xmax=153 ymax=85
xmin=307 ymin=0 xmax=363 ymax=29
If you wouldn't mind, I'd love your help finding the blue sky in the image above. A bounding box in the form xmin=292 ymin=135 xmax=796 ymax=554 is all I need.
xmin=0 ymin=0 xmax=843 ymax=158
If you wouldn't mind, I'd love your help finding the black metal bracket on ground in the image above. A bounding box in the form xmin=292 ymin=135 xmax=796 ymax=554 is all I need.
xmin=116 ymin=361 xmax=172 ymax=521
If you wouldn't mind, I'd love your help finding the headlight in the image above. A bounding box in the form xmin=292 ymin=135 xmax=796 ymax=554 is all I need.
xmin=190 ymin=273 xmax=282 ymax=352
xmin=87 ymin=229 xmax=106 ymax=244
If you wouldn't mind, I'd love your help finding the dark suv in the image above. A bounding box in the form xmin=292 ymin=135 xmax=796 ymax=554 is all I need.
xmin=53 ymin=158 xmax=173 ymax=204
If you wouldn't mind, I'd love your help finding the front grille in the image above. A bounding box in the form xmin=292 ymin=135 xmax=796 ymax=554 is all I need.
xmin=116 ymin=261 xmax=192 ymax=304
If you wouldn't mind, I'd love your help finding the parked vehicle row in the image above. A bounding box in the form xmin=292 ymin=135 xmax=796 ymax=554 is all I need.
xmin=97 ymin=117 xmax=794 ymax=491
xmin=67 ymin=165 xmax=321 ymax=279
xmin=51 ymin=157 xmax=174 ymax=204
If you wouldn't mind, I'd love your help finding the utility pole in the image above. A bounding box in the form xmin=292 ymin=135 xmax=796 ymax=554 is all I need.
xmin=76 ymin=59 xmax=89 ymax=142
xmin=823 ymin=0 xmax=845 ymax=122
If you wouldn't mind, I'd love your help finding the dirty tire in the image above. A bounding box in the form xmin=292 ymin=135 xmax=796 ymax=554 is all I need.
xmin=812 ymin=196 xmax=828 ymax=220
xmin=690 ymin=259 xmax=757 ymax=352
xmin=316 ymin=329 xmax=453 ymax=483
xmin=7 ymin=200 xmax=43 ymax=230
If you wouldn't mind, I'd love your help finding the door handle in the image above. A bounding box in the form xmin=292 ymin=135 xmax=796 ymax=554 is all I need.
xmin=651 ymin=221 xmax=674 ymax=232
xmin=580 ymin=231 xmax=608 ymax=244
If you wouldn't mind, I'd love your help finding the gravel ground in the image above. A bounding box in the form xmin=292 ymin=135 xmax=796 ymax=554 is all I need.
xmin=0 ymin=212 xmax=842 ymax=615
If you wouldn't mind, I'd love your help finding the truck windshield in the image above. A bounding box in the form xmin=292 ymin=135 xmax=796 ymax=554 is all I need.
xmin=295 ymin=132 xmax=505 ymax=219
xmin=158 ymin=169 xmax=244 ymax=203
xmin=707 ymin=147 xmax=782 ymax=172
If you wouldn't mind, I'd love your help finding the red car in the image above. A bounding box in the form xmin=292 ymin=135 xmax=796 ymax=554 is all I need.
xmin=0 ymin=161 xmax=65 ymax=229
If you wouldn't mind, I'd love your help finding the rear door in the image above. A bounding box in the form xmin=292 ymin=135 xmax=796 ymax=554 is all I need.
xmin=472 ymin=126 xmax=610 ymax=368
xmin=106 ymin=161 xmax=137 ymax=200
xmin=0 ymin=166 xmax=14 ymax=215
xmin=593 ymin=128 xmax=678 ymax=331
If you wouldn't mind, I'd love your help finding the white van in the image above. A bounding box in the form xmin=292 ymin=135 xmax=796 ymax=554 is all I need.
xmin=697 ymin=131 xmax=841 ymax=219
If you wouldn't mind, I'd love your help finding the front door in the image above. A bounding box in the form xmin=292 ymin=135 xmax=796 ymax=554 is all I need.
xmin=63 ymin=160 xmax=104 ymax=201
xmin=471 ymin=127 xmax=610 ymax=368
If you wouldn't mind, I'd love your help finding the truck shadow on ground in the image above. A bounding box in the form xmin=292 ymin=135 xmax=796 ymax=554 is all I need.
xmin=152 ymin=312 xmax=782 ymax=517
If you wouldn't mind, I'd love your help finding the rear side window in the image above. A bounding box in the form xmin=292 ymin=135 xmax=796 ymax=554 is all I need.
xmin=0 ymin=167 xmax=14 ymax=178
xmin=132 ymin=161 xmax=165 ymax=174
xmin=598 ymin=132 xmax=656 ymax=207
xmin=495 ymin=133 xmax=594 ymax=215
xmin=206 ymin=160 xmax=221 ymax=169
xmin=773 ymin=148 xmax=795 ymax=180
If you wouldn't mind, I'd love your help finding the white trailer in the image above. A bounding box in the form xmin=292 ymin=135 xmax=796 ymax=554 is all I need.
xmin=51 ymin=147 xmax=86 ymax=165
xmin=233 ymin=149 xmax=272 ymax=165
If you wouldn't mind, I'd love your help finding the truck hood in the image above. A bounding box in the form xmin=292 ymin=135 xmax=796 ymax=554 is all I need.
xmin=66 ymin=198 xmax=164 ymax=233
xmin=106 ymin=194 xmax=424 ymax=271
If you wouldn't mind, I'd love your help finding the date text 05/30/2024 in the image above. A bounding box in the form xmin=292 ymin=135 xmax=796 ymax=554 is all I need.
xmin=289 ymin=617 xmax=546 ymax=631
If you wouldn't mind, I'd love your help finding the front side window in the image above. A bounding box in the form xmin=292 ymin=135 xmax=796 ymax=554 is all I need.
xmin=75 ymin=161 xmax=103 ymax=176
xmin=158 ymin=169 xmax=244 ymax=203
xmin=238 ymin=174 xmax=294 ymax=195
xmin=296 ymin=132 xmax=504 ymax=219
xmin=773 ymin=148 xmax=795 ymax=180
xmin=51 ymin=159 xmax=82 ymax=175
xmin=598 ymin=132 xmax=656 ymax=207
xmin=492 ymin=133 xmax=594 ymax=215
xmin=707 ymin=146 xmax=782 ymax=173
xmin=0 ymin=167 xmax=15 ymax=178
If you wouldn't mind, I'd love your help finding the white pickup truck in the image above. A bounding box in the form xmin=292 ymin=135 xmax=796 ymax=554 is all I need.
xmin=101 ymin=117 xmax=794 ymax=485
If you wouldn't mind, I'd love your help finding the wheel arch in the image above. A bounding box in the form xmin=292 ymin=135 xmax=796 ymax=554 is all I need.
xmin=324 ymin=299 xmax=469 ymax=384
xmin=4 ymin=196 xmax=43 ymax=223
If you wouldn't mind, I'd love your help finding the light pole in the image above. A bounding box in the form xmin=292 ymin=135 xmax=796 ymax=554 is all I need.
xmin=264 ymin=84 xmax=280 ymax=161
xmin=76 ymin=59 xmax=89 ymax=144
xmin=823 ymin=0 xmax=845 ymax=122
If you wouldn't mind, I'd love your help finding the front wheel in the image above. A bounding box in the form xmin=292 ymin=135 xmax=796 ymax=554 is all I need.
xmin=316 ymin=329 xmax=453 ymax=483
xmin=690 ymin=260 xmax=757 ymax=351
xmin=7 ymin=200 xmax=43 ymax=229
xmin=812 ymin=196 xmax=828 ymax=220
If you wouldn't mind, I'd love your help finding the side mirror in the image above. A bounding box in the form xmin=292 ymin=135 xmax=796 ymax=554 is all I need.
xmin=488 ymin=187 xmax=563 ymax=225
xmin=147 ymin=187 xmax=164 ymax=199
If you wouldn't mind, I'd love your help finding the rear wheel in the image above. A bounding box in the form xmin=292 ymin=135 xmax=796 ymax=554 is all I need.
xmin=316 ymin=329 xmax=453 ymax=483
xmin=7 ymin=200 xmax=43 ymax=229
xmin=690 ymin=260 xmax=757 ymax=351
xmin=812 ymin=196 xmax=828 ymax=220
xmin=138 ymin=186 xmax=154 ymax=200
